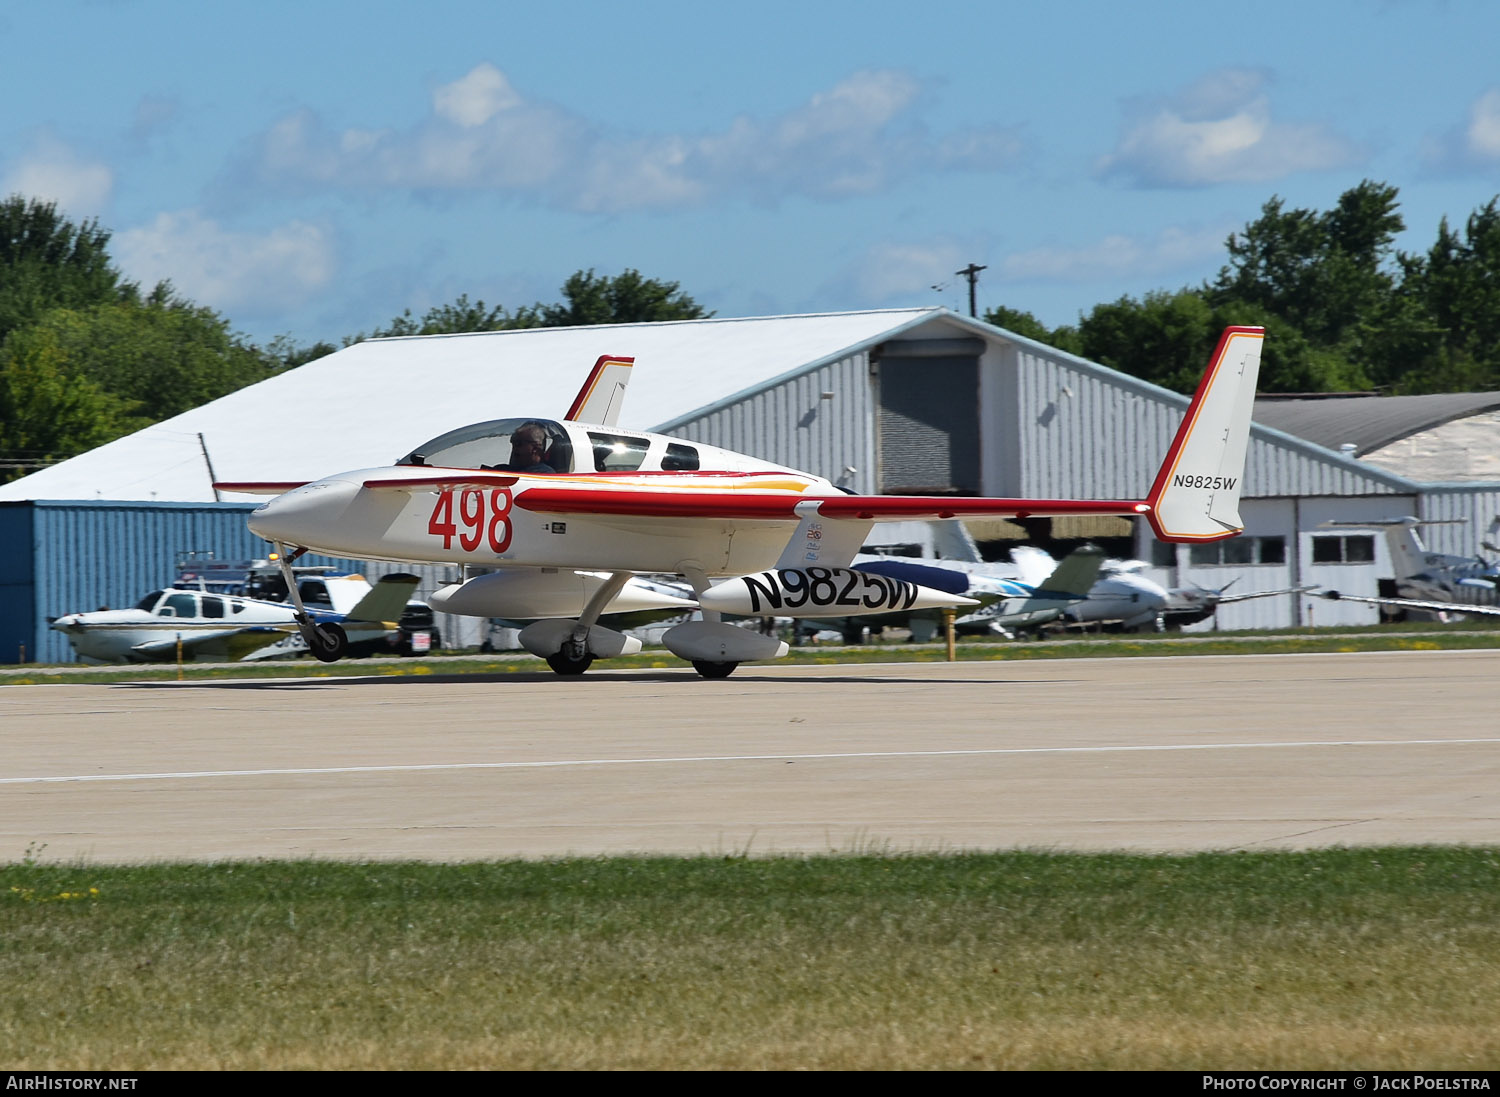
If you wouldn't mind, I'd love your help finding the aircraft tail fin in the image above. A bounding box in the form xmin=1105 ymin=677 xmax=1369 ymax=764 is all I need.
xmin=1145 ymin=327 xmax=1264 ymax=543
xmin=1033 ymin=543 xmax=1106 ymax=597
xmin=341 ymin=573 xmax=422 ymax=627
xmin=565 ymin=355 xmax=634 ymax=426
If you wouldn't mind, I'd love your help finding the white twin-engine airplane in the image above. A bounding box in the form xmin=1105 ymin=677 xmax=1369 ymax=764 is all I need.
xmin=219 ymin=327 xmax=1264 ymax=678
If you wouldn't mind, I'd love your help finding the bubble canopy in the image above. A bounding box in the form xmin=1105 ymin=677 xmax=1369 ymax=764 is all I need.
xmin=397 ymin=418 xmax=572 ymax=472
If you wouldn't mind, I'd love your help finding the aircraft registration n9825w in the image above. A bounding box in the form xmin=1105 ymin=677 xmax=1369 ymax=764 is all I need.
xmin=217 ymin=328 xmax=1264 ymax=678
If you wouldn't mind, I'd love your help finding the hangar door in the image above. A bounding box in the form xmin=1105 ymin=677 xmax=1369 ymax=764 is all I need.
xmin=875 ymin=339 xmax=982 ymax=495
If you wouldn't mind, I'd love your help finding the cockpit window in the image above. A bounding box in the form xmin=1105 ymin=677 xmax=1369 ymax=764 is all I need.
xmin=159 ymin=593 xmax=198 ymax=618
xmin=299 ymin=580 xmax=333 ymax=606
xmin=587 ymin=432 xmax=650 ymax=472
xmin=135 ymin=591 xmax=165 ymax=612
xmin=398 ymin=418 xmax=573 ymax=473
xmin=201 ymin=595 xmax=226 ymax=619
xmin=663 ymin=442 xmax=700 ymax=471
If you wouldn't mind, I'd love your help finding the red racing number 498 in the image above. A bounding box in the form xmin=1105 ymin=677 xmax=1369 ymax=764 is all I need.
xmin=427 ymin=488 xmax=512 ymax=552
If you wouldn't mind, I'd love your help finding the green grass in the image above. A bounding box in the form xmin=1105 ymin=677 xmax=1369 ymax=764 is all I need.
xmin=5 ymin=626 xmax=1499 ymax=685
xmin=4 ymin=850 xmax=1499 ymax=1069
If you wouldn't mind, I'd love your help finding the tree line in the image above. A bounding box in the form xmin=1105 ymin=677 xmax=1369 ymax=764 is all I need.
xmin=4 ymin=180 xmax=1500 ymax=482
xmin=987 ymin=180 xmax=1500 ymax=395
xmin=0 ymin=194 xmax=707 ymax=480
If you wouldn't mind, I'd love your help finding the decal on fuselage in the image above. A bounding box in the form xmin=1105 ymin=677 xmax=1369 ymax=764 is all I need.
xmin=741 ymin=567 xmax=919 ymax=614
xmin=1171 ymin=473 xmax=1237 ymax=491
xmin=427 ymin=488 xmax=513 ymax=553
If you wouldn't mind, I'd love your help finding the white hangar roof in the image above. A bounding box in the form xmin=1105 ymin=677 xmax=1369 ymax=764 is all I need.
xmin=0 ymin=308 xmax=953 ymax=504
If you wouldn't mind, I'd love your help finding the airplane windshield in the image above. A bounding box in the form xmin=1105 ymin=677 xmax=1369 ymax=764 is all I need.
xmin=135 ymin=591 xmax=165 ymax=612
xmin=398 ymin=418 xmax=572 ymax=473
xmin=159 ymin=593 xmax=198 ymax=618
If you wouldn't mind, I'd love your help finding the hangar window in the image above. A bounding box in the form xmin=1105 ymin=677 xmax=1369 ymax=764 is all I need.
xmin=1312 ymin=534 xmax=1375 ymax=564
xmin=1187 ymin=536 xmax=1287 ymax=566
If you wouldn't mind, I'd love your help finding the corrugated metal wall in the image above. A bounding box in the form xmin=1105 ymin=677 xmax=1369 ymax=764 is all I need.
xmin=3 ymin=501 xmax=482 ymax=664
xmin=1005 ymin=344 xmax=1417 ymax=502
xmin=1008 ymin=346 xmax=1176 ymax=499
xmin=0 ymin=505 xmax=37 ymax=664
xmin=13 ymin=501 xmax=270 ymax=663
xmin=1419 ymin=486 xmax=1500 ymax=556
xmin=656 ymin=352 xmax=876 ymax=493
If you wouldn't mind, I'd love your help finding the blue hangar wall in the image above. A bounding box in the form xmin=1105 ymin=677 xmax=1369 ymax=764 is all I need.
xmin=1 ymin=500 xmax=277 ymax=664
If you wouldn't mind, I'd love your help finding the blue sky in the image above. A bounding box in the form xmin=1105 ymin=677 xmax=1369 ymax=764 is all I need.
xmin=5 ymin=0 xmax=1500 ymax=347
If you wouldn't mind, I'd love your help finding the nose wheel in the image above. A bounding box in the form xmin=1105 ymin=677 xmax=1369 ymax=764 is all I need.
xmin=302 ymin=621 xmax=347 ymax=663
xmin=275 ymin=541 xmax=348 ymax=664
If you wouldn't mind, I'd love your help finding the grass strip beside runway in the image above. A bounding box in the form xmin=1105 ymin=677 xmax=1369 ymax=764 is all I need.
xmin=5 ymin=626 xmax=1500 ymax=684
xmin=4 ymin=848 xmax=1498 ymax=1069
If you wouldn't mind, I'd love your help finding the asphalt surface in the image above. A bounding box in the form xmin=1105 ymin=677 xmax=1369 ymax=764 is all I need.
xmin=3 ymin=649 xmax=1497 ymax=862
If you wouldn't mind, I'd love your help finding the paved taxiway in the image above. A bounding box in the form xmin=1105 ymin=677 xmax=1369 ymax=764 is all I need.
xmin=2 ymin=649 xmax=1497 ymax=862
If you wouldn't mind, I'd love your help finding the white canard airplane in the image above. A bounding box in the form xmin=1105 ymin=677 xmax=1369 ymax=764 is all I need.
xmin=50 ymin=572 xmax=421 ymax=664
xmin=218 ymin=328 xmax=1265 ymax=678
xmin=1318 ymin=515 xmax=1500 ymax=620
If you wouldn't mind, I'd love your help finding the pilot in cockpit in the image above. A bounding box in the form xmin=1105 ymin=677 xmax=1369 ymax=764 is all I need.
xmin=505 ymin=422 xmax=556 ymax=473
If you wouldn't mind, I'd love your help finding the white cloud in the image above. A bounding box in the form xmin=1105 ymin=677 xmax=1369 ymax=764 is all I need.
xmin=246 ymin=64 xmax=1023 ymax=211
xmin=1000 ymin=224 xmax=1229 ymax=284
xmin=1419 ymin=87 xmax=1500 ymax=174
xmin=113 ymin=210 xmax=337 ymax=315
xmin=1 ymin=134 xmax=113 ymax=215
xmin=432 ymin=62 xmax=523 ymax=127
xmin=1097 ymin=69 xmax=1363 ymax=187
xmin=1465 ymin=88 xmax=1500 ymax=159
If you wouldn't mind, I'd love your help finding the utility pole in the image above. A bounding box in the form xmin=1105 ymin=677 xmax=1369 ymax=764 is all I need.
xmin=955 ymin=263 xmax=986 ymax=317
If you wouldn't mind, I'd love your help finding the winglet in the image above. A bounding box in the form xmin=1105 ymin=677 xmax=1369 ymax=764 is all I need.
xmin=1145 ymin=327 xmax=1264 ymax=543
xmin=565 ymin=355 xmax=634 ymax=425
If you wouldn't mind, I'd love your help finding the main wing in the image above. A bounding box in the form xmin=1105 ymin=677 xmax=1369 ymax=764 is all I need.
xmin=1318 ymin=590 xmax=1500 ymax=618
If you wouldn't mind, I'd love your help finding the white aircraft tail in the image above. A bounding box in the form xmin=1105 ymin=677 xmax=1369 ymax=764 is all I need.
xmin=342 ymin=573 xmax=422 ymax=627
xmin=1383 ymin=520 xmax=1430 ymax=581
xmin=564 ymin=355 xmax=634 ymax=426
xmin=1145 ymin=327 xmax=1264 ymax=542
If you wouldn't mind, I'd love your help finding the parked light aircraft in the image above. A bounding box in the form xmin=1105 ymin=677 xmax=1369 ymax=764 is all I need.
xmin=218 ymin=327 xmax=1264 ymax=678
xmin=1319 ymin=515 xmax=1500 ymax=620
xmin=797 ymin=544 xmax=1109 ymax=643
xmin=1010 ymin=547 xmax=1171 ymax=631
xmin=1154 ymin=579 xmax=1314 ymax=630
xmin=50 ymin=571 xmax=420 ymax=664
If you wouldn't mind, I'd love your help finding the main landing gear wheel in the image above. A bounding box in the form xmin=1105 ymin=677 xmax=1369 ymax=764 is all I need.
xmin=691 ymin=660 xmax=738 ymax=679
xmin=304 ymin=622 xmax=347 ymax=663
xmin=546 ymin=649 xmax=594 ymax=676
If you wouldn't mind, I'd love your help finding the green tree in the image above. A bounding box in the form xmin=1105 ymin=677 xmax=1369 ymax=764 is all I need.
xmin=1388 ymin=200 xmax=1500 ymax=392
xmin=358 ymin=293 xmax=519 ymax=341
xmin=350 ymin=271 xmax=711 ymax=348
xmin=533 ymin=268 xmax=710 ymax=327
xmin=0 ymin=195 xmax=139 ymax=344
xmin=1211 ymin=180 xmax=1404 ymax=350
xmin=5 ymin=295 xmax=271 ymax=425
xmin=1072 ymin=290 xmax=1371 ymax=395
xmin=982 ymin=304 xmax=1058 ymax=346
xmin=0 ymin=328 xmax=127 ymax=481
